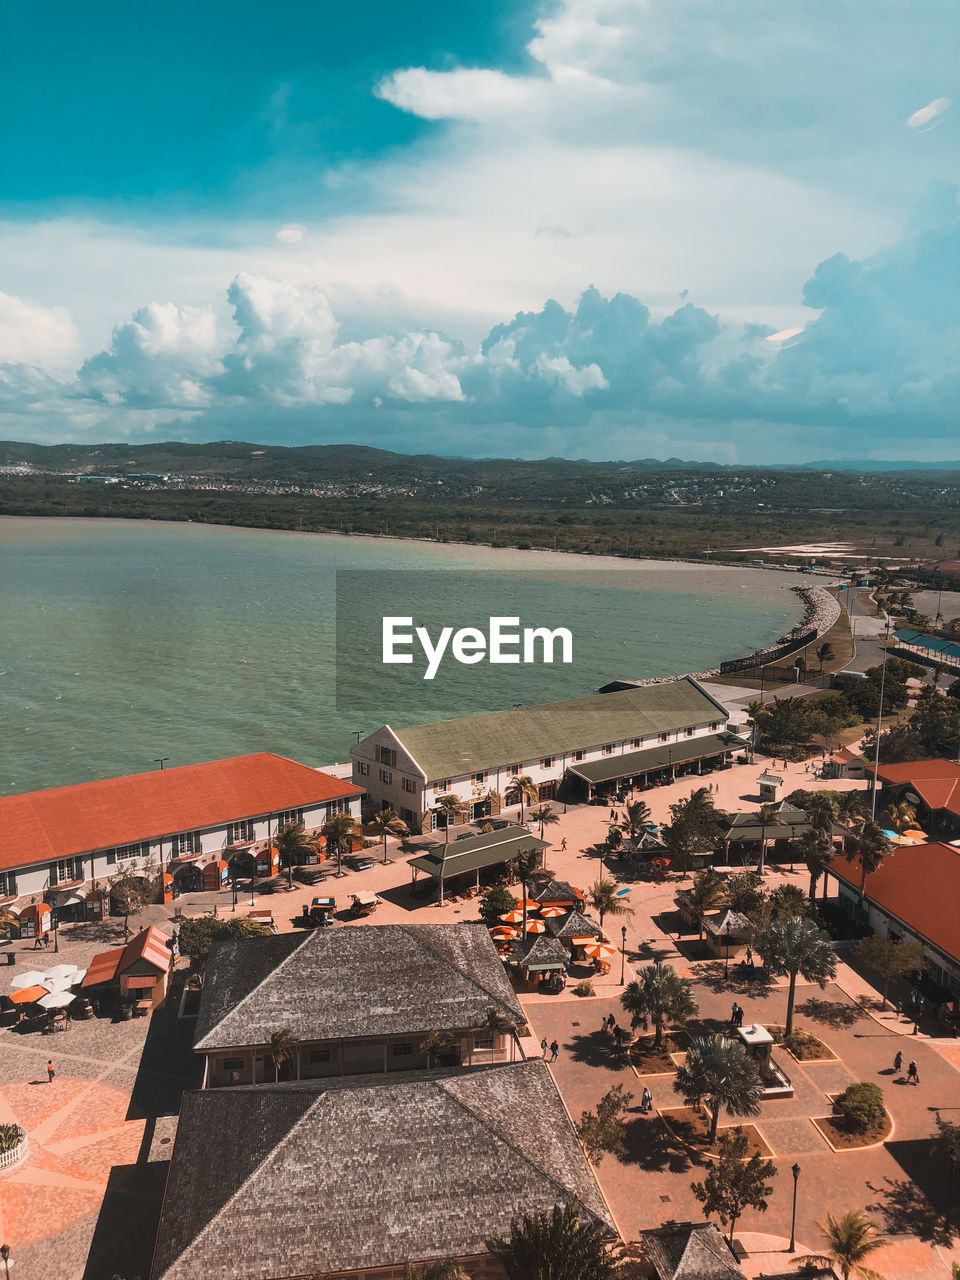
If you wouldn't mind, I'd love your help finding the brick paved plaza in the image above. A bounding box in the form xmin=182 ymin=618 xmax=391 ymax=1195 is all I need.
xmin=1 ymin=753 xmax=958 ymax=1280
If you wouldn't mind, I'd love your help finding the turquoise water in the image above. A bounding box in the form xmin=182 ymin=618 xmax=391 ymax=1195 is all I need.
xmin=0 ymin=518 xmax=814 ymax=795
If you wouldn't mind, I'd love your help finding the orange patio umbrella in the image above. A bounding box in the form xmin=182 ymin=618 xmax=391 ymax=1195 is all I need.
xmin=538 ymin=906 xmax=566 ymax=918
xmin=500 ymin=909 xmax=526 ymax=923
xmin=490 ymin=925 xmax=519 ymax=939
xmin=582 ymin=943 xmax=618 ymax=959
xmin=525 ymin=919 xmax=547 ymax=933
xmin=9 ymin=985 xmax=47 ymax=1004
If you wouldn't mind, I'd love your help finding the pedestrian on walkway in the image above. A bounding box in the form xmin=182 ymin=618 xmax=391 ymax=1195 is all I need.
xmin=549 ymin=1039 xmax=560 ymax=1063
xmin=613 ymin=1024 xmax=626 ymax=1048
xmin=540 ymin=1037 xmax=548 ymax=1059
xmin=606 ymin=1012 xmax=616 ymax=1032
xmin=893 ymin=1050 xmax=903 ymax=1073
xmin=610 ymin=807 xmax=616 ymax=821
xmin=745 ymin=947 xmax=754 ymax=968
xmin=907 ymin=1060 xmax=919 ymax=1085
xmin=46 ymin=1060 xmax=55 ymax=1083
xmin=42 ymin=932 xmax=50 ymax=949
xmin=560 ymin=837 xmax=567 ymax=852
xmin=32 ymin=933 xmax=43 ymax=950
xmin=730 ymin=1002 xmax=740 ymax=1026
xmin=640 ymin=1086 xmax=653 ymax=1113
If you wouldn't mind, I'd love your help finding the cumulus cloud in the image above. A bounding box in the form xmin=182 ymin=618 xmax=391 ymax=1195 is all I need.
xmin=0 ymin=291 xmax=78 ymax=367
xmin=907 ymin=97 xmax=951 ymax=130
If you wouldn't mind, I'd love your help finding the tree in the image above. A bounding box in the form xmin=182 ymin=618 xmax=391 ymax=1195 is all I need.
xmin=109 ymin=862 xmax=157 ymax=934
xmin=478 ymin=885 xmax=519 ymax=928
xmin=793 ymin=1209 xmax=890 ymax=1280
xmin=755 ymin=803 xmax=779 ymax=877
xmin=621 ymin=800 xmax=653 ymax=841
xmin=530 ymin=803 xmax=560 ymax=842
xmin=934 ymin=1115 xmax=960 ymax=1226
xmin=759 ymin=916 xmax=837 ymax=1036
xmin=513 ymin=847 xmax=542 ymax=935
xmin=766 ymin=883 xmax=810 ymax=923
xmin=577 ymin=1083 xmax=635 ymax=1164
xmin=691 ymin=1127 xmax=777 ymax=1244
xmin=368 ymin=807 xmax=409 ymax=864
xmin=674 ymin=1034 xmax=763 ymax=1144
xmin=662 ymin=787 xmax=720 ymax=874
xmin=620 ymin=962 xmax=699 ymax=1048
xmin=834 ymin=1082 xmax=886 ymax=1135
xmin=799 ymin=827 xmax=834 ymax=900
xmin=403 ymin=1262 xmax=470 ymax=1280
xmin=848 ymin=819 xmax=891 ymax=902
xmin=178 ymin=914 xmax=272 ymax=971
xmin=587 ymin=877 xmax=634 ymax=934
xmin=0 ymin=906 xmax=19 ymax=939
xmin=506 ymin=775 xmax=539 ymax=822
xmin=432 ymin=794 xmax=462 ymax=844
xmin=724 ymin=871 xmax=765 ymax=918
xmin=882 ymin=801 xmax=916 ymax=835
xmin=274 ymin=819 xmax=319 ymax=883
xmin=816 ymin=642 xmax=836 ymax=672
xmin=686 ymin=870 xmax=727 ymax=939
xmin=268 ymin=1027 xmax=300 ymax=1082
xmin=422 ymin=1029 xmax=457 ymax=1068
xmin=487 ymin=1201 xmax=624 ymax=1280
xmin=852 ymin=933 xmax=924 ymax=1008
xmin=321 ymin=812 xmax=360 ymax=875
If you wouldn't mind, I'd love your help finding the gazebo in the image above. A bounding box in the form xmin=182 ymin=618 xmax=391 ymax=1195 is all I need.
xmin=408 ymin=827 xmax=547 ymax=904
xmin=513 ymin=934 xmax=569 ymax=991
xmin=546 ymin=910 xmax=602 ymax=960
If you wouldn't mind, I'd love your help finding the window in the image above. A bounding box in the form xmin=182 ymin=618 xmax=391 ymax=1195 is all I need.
xmin=602 ymin=743 xmax=615 ymax=756
xmin=0 ymin=871 xmax=16 ymax=896
xmin=376 ymin=745 xmax=397 ymax=767
xmin=435 ymin=780 xmax=451 ymax=793
xmin=508 ymin=764 xmax=520 ymax=776
xmin=473 ymin=771 xmax=486 ymax=784
xmin=357 ymin=760 xmax=370 ymax=777
xmin=49 ymin=857 xmax=83 ymax=886
xmin=275 ymin=809 xmax=303 ymax=828
xmin=400 ymin=807 xmax=415 ymax=825
xmin=105 ymin=851 xmax=116 ymax=866
xmin=541 ymin=757 xmax=554 ymax=769
xmin=325 ymin=799 xmax=350 ymax=819
xmin=711 ymin=721 xmax=722 ymax=732
xmin=109 ymin=841 xmax=150 ymax=865
xmin=379 ymin=769 xmax=392 ymax=785
xmin=684 ymin=727 xmax=695 ymax=738
xmin=474 ymin=1032 xmax=494 ymax=1049
xmin=572 ymin=749 xmax=584 ymax=762
xmin=221 ymin=1057 xmax=244 ymax=1072
xmin=228 ymin=820 xmax=254 ymax=844
xmin=392 ymin=1042 xmax=414 ymax=1056
xmin=402 ymin=777 xmax=416 ymax=794
xmin=631 ymin=738 xmax=642 ymax=749
xmin=309 ymin=1048 xmax=332 ymax=1064
xmin=171 ymin=832 xmax=200 ymax=857
xmin=658 ymin=732 xmax=670 ymax=743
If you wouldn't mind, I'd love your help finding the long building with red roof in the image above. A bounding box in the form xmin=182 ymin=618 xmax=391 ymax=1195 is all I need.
xmin=0 ymin=753 xmax=363 ymax=918
xmin=875 ymin=758 xmax=960 ymax=841
xmin=828 ymin=841 xmax=960 ymax=1000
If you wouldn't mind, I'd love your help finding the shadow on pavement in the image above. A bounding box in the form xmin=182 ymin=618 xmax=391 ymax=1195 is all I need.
xmin=126 ymin=998 xmax=202 ymax=1122
xmin=694 ymin=960 xmax=774 ymax=996
xmin=622 ymin=1114 xmax=696 ymax=1174
xmin=82 ymin=1160 xmax=169 ymax=1280
xmin=796 ymin=996 xmax=864 ymax=1028
xmin=568 ymin=1032 xmax=632 ymax=1072
xmin=869 ymin=1138 xmax=957 ymax=1245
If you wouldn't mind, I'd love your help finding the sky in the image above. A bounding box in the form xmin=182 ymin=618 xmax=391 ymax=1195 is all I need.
xmin=0 ymin=0 xmax=957 ymax=463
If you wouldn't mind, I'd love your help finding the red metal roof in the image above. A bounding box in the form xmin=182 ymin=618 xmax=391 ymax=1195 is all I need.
xmin=82 ymin=947 xmax=124 ymax=987
xmin=876 ymin=758 xmax=960 ymax=819
xmin=124 ymin=975 xmax=159 ymax=990
xmin=120 ymin=925 xmax=171 ymax=973
xmin=831 ymin=842 xmax=960 ymax=963
xmin=0 ymin=753 xmax=363 ymax=872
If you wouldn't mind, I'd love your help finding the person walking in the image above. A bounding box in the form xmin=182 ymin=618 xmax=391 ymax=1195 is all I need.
xmin=907 ymin=1060 xmax=919 ymax=1085
xmin=737 ymin=1006 xmax=745 ymax=1027
xmin=549 ymin=1039 xmax=560 ymax=1063
xmin=893 ymin=1050 xmax=903 ymax=1074
xmin=609 ymin=807 xmax=616 ymax=821
xmin=640 ymin=1086 xmax=653 ymax=1114
xmin=606 ymin=1013 xmax=616 ymax=1032
xmin=560 ymin=837 xmax=567 ymax=852
xmin=540 ymin=1037 xmax=548 ymax=1059
xmin=730 ymin=1002 xmax=740 ymax=1026
xmin=745 ymin=946 xmax=754 ymax=968
xmin=42 ymin=931 xmax=50 ymax=949
xmin=46 ymin=1060 xmax=55 ymax=1083
xmin=32 ymin=932 xmax=44 ymax=950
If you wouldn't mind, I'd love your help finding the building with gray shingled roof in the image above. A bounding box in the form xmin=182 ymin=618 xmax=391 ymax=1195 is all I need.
xmin=642 ymin=1222 xmax=745 ymax=1280
xmin=151 ymin=1061 xmax=616 ymax=1280
xmin=194 ymin=923 xmax=525 ymax=1087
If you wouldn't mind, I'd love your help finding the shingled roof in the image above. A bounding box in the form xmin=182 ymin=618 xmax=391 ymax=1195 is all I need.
xmin=643 ymin=1221 xmax=745 ymax=1280
xmin=151 ymin=1062 xmax=616 ymax=1280
xmin=194 ymin=923 xmax=524 ymax=1050
xmin=547 ymin=909 xmax=601 ymax=940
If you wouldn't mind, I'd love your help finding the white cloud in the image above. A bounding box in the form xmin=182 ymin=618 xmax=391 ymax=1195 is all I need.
xmin=276 ymin=224 xmax=305 ymax=243
xmin=0 ymin=290 xmax=77 ymax=368
xmin=907 ymin=97 xmax=951 ymax=129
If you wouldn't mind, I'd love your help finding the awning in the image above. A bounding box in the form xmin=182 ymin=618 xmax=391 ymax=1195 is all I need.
xmin=409 ymin=827 xmax=548 ymax=881
xmin=82 ymin=947 xmax=124 ymax=987
xmin=524 ymin=960 xmax=565 ymax=971
xmin=124 ymin=975 xmax=158 ymax=990
xmin=567 ymin=732 xmax=748 ymax=786
xmin=9 ymin=985 xmax=47 ymax=1004
xmin=51 ymin=892 xmax=86 ymax=907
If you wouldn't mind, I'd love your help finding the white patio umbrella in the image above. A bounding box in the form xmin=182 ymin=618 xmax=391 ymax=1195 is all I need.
xmin=10 ymin=970 xmax=47 ymax=990
xmin=42 ymin=976 xmax=74 ymax=993
xmin=72 ymin=969 xmax=87 ymax=985
xmin=44 ymin=963 xmax=78 ymax=983
xmin=38 ymin=990 xmax=75 ymax=1010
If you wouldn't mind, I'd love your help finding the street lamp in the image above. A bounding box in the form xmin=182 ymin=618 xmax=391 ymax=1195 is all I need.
xmin=668 ymin=748 xmax=674 ymax=782
xmin=620 ymin=925 xmax=627 ymax=985
xmin=154 ymin=757 xmax=169 ymax=771
xmin=869 ymin=623 xmax=891 ymax=820
xmin=231 ymin=869 xmax=238 ymax=913
xmin=789 ymin=1162 xmax=801 ymax=1252
xmin=724 ymin=918 xmax=732 ymax=979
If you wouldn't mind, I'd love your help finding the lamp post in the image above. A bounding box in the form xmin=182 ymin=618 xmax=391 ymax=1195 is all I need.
xmin=724 ymin=918 xmax=732 ymax=978
xmin=620 ymin=925 xmax=627 ymax=985
xmin=154 ymin=757 xmax=169 ymax=771
xmin=231 ymin=869 xmax=238 ymax=913
xmin=668 ymin=748 xmax=674 ymax=782
xmin=789 ymin=1162 xmax=801 ymax=1253
xmin=53 ymin=913 xmax=59 ymax=954
xmin=869 ymin=623 xmax=891 ymax=820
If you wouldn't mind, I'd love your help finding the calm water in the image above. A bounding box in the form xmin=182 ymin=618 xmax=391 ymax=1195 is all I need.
xmin=0 ymin=518 xmax=815 ymax=795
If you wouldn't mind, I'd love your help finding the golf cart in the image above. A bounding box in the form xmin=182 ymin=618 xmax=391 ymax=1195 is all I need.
xmin=348 ymin=891 xmax=380 ymax=918
xmin=301 ymin=896 xmax=336 ymax=928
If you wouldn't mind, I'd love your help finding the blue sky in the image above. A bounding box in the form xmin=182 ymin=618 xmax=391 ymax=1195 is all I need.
xmin=1 ymin=0 xmax=957 ymax=462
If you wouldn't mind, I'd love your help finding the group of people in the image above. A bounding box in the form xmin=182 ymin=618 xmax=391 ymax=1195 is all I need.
xmin=729 ymin=1002 xmax=746 ymax=1028
xmin=892 ymin=1050 xmax=920 ymax=1085
xmin=539 ymin=1037 xmax=560 ymax=1063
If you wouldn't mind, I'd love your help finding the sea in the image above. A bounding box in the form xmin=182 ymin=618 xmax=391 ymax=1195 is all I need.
xmin=0 ymin=517 xmax=819 ymax=796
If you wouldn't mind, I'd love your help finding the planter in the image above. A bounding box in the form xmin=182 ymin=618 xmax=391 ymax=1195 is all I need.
xmin=0 ymin=1125 xmax=29 ymax=1172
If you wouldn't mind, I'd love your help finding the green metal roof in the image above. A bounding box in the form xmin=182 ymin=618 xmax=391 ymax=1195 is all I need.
xmin=568 ymin=731 xmax=747 ymax=786
xmin=408 ymin=827 xmax=547 ymax=881
xmin=393 ymin=678 xmax=730 ymax=781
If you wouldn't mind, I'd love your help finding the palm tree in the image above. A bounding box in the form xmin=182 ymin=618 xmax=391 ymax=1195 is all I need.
xmin=663 ymin=787 xmax=720 ymax=875
xmin=799 ymin=827 xmax=834 ymax=900
xmin=882 ymin=801 xmax=916 ymax=835
xmin=673 ymin=1033 xmax=763 ymax=1143
xmin=513 ymin=847 xmax=541 ymax=935
xmin=506 ymin=775 xmax=539 ymax=823
xmin=402 ymin=1261 xmax=470 ymax=1280
xmin=268 ymin=1027 xmax=300 ymax=1082
xmin=587 ymin=877 xmax=635 ymax=935
xmin=367 ymin=806 xmax=410 ymax=864
xmin=686 ymin=869 xmax=727 ymax=940
xmin=530 ymin=803 xmax=560 ymax=841
xmin=487 ymin=1201 xmax=623 ymax=1280
xmin=274 ymin=819 xmax=319 ymax=885
xmin=0 ymin=906 xmax=18 ymax=940
xmin=321 ymin=812 xmax=360 ymax=876
xmin=793 ymin=1209 xmax=889 ymax=1280
xmin=432 ymin=794 xmax=462 ymax=844
xmin=816 ymin=642 xmax=836 ymax=672
xmin=759 ymin=916 xmax=837 ymax=1036
xmin=848 ymin=819 xmax=891 ymax=902
xmin=620 ymin=800 xmax=653 ymax=841
xmin=755 ymin=802 xmax=779 ymax=877
xmin=620 ymin=962 xmax=699 ymax=1048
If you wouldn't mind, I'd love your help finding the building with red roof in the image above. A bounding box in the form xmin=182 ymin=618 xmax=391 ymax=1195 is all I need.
xmin=0 ymin=753 xmax=363 ymax=915
xmin=874 ymin=758 xmax=960 ymax=841
xmin=828 ymin=841 xmax=960 ymax=1000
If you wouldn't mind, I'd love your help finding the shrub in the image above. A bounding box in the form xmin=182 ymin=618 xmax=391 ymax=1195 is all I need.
xmin=0 ymin=1123 xmax=23 ymax=1153
xmin=834 ymin=1082 xmax=885 ymax=1134
xmin=573 ymin=979 xmax=595 ymax=997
